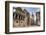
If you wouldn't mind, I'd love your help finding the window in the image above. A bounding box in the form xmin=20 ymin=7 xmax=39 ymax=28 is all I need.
xmin=16 ymin=14 xmax=18 ymax=19
xmin=16 ymin=21 xmax=18 ymax=23
xmin=19 ymin=15 xmax=21 ymax=20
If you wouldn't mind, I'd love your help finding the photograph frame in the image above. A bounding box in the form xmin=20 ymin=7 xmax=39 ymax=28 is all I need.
xmin=5 ymin=1 xmax=45 ymax=34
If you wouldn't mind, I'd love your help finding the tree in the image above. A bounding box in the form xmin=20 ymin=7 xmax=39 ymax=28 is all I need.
xmin=16 ymin=7 xmax=23 ymax=12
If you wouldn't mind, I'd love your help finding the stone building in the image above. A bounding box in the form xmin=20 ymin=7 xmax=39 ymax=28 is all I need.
xmin=36 ymin=12 xmax=40 ymax=26
xmin=13 ymin=7 xmax=31 ymax=27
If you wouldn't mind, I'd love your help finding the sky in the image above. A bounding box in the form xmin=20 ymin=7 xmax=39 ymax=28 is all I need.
xmin=24 ymin=7 xmax=40 ymax=15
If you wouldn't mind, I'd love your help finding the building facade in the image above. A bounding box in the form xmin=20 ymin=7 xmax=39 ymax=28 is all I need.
xmin=13 ymin=7 xmax=32 ymax=27
xmin=36 ymin=12 xmax=40 ymax=26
